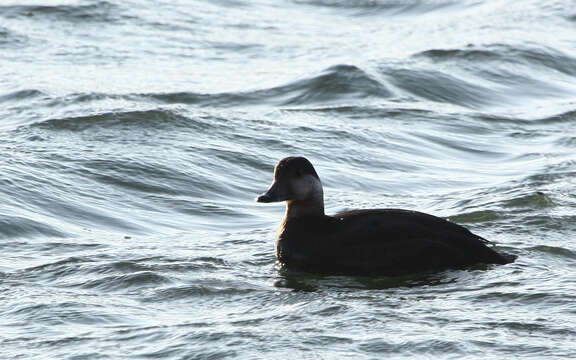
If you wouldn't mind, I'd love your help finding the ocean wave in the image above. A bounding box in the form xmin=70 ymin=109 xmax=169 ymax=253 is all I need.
xmin=0 ymin=89 xmax=46 ymax=103
xmin=81 ymin=271 xmax=172 ymax=291
xmin=0 ymin=1 xmax=122 ymax=23
xmin=147 ymin=64 xmax=391 ymax=107
xmin=410 ymin=42 xmax=576 ymax=107
xmin=533 ymin=109 xmax=576 ymax=125
xmin=0 ymin=214 xmax=67 ymax=239
xmin=19 ymin=256 xmax=95 ymax=284
xmin=527 ymin=245 xmax=576 ymax=260
xmin=416 ymin=43 xmax=576 ymax=77
xmin=14 ymin=254 xmax=239 ymax=296
xmin=292 ymin=0 xmax=477 ymax=16
xmin=272 ymin=64 xmax=391 ymax=105
xmin=0 ymin=160 xmax=150 ymax=233
xmin=146 ymin=283 xmax=257 ymax=302
xmin=31 ymin=109 xmax=193 ymax=131
xmin=381 ymin=67 xmax=499 ymax=108
xmin=78 ymin=155 xmax=247 ymax=202
xmin=106 ymin=256 xmax=230 ymax=273
xmin=474 ymin=109 xmax=576 ymax=125
xmin=4 ymin=108 xmax=270 ymax=233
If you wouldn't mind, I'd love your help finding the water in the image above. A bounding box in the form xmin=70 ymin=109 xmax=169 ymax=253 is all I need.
xmin=1 ymin=0 xmax=576 ymax=358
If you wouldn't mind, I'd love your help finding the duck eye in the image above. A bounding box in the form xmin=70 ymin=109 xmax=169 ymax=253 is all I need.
xmin=295 ymin=169 xmax=303 ymax=177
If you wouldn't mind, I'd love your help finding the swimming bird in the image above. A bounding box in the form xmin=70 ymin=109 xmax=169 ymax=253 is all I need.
xmin=256 ymin=156 xmax=516 ymax=275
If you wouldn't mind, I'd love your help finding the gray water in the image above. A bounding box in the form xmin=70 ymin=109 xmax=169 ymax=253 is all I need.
xmin=2 ymin=0 xmax=576 ymax=359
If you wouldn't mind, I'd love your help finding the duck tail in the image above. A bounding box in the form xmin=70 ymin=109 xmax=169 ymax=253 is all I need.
xmin=498 ymin=252 xmax=518 ymax=264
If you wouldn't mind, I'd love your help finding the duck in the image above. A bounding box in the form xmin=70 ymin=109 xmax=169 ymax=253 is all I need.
xmin=256 ymin=156 xmax=516 ymax=276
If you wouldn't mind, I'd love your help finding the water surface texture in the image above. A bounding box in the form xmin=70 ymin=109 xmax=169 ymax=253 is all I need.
xmin=2 ymin=0 xmax=576 ymax=359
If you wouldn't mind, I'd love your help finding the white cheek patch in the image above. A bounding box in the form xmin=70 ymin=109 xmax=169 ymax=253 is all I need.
xmin=292 ymin=175 xmax=323 ymax=201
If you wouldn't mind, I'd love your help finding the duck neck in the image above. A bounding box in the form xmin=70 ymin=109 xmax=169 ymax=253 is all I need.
xmin=284 ymin=196 xmax=325 ymax=219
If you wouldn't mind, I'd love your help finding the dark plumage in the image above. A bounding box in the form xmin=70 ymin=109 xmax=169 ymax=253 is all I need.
xmin=257 ymin=156 xmax=516 ymax=276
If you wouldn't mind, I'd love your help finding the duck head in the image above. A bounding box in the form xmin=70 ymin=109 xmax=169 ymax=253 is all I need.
xmin=257 ymin=157 xmax=325 ymax=217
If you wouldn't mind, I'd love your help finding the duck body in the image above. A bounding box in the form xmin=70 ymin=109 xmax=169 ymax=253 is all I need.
xmin=276 ymin=209 xmax=514 ymax=275
xmin=257 ymin=157 xmax=516 ymax=276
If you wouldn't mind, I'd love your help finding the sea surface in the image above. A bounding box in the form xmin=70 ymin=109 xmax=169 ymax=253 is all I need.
xmin=1 ymin=0 xmax=576 ymax=359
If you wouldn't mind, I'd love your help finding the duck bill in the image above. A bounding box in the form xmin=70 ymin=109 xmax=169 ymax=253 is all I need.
xmin=256 ymin=181 xmax=290 ymax=203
